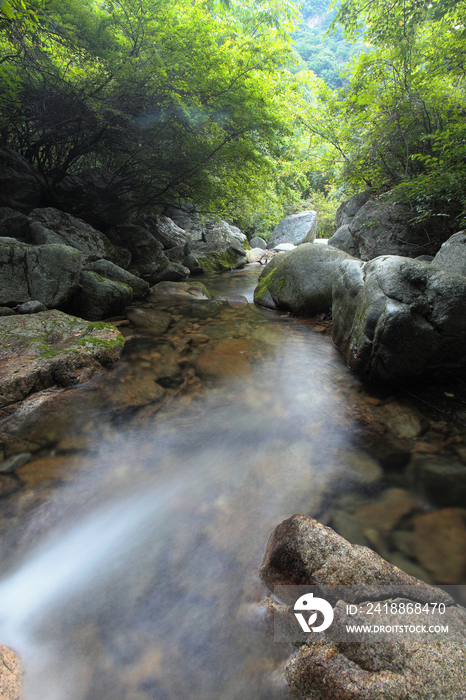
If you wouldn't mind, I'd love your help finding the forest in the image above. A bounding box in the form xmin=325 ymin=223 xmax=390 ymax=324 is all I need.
xmin=1 ymin=0 xmax=466 ymax=234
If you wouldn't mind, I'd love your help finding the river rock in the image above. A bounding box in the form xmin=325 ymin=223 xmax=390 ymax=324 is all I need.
xmin=17 ymin=301 xmax=47 ymax=314
xmin=267 ymin=211 xmax=317 ymax=248
xmin=0 ymin=645 xmax=22 ymax=700
xmin=254 ymin=243 xmax=355 ymax=315
xmin=246 ymin=248 xmax=265 ymax=263
xmin=348 ymin=200 xmax=444 ymax=260
xmin=352 ymin=487 xmax=419 ymax=533
xmin=334 ymin=191 xmax=372 ymax=229
xmin=29 ymin=208 xmax=126 ymax=267
xmin=68 ymin=271 xmax=133 ymax=320
xmin=147 ymin=260 xmax=190 ymax=284
xmin=327 ymin=224 xmax=359 ymax=256
xmin=406 ymin=453 xmax=466 ymax=507
xmin=0 ymin=207 xmax=30 ymax=240
xmin=249 ymin=236 xmax=267 ymax=250
xmin=106 ymin=224 xmax=164 ymax=273
xmin=141 ymin=214 xmax=192 ymax=249
xmin=195 ymin=350 xmax=252 ymax=381
xmin=0 ymin=239 xmax=81 ymax=308
xmin=54 ymin=168 xmax=132 ymax=231
xmin=182 ymin=253 xmax=204 ymax=274
xmin=185 ymin=241 xmax=246 ymax=272
xmin=83 ymin=260 xmax=149 ymax=298
xmin=162 ymin=204 xmax=204 ymax=237
xmin=431 ymin=231 xmax=466 ymax=276
xmin=203 ymin=220 xmax=245 ymax=249
xmin=125 ymin=308 xmax=173 ymax=336
xmin=0 ymin=147 xmax=45 ymax=214
xmin=148 ymin=281 xmax=211 ymax=300
xmin=259 ymin=514 xmax=441 ymax=595
xmin=412 ymin=508 xmax=466 ymax=583
xmin=260 ymin=514 xmax=466 ymax=700
xmin=332 ymin=255 xmax=466 ymax=382
xmin=0 ymin=310 xmax=124 ymax=408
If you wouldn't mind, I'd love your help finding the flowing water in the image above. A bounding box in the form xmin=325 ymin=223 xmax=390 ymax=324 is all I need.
xmin=0 ymin=265 xmax=463 ymax=699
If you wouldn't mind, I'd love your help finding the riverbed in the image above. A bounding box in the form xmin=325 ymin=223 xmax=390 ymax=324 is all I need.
xmin=0 ymin=264 xmax=464 ymax=699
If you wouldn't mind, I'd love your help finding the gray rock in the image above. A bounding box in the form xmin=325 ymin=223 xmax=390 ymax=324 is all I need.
xmin=140 ymin=214 xmax=193 ymax=249
xmin=334 ymin=191 xmax=372 ymax=229
xmin=332 ymin=255 xmax=466 ymax=382
xmin=185 ymin=240 xmax=246 ymax=272
xmin=328 ymin=224 xmax=359 ymax=256
xmin=148 ymin=281 xmax=211 ymax=300
xmin=0 ymin=307 xmax=15 ymax=316
xmin=432 ymin=231 xmax=466 ymax=276
xmin=125 ymin=308 xmax=173 ymax=336
xmin=349 ymin=200 xmax=443 ymax=260
xmin=29 ymin=208 xmax=126 ymax=267
xmin=164 ymin=245 xmax=186 ymax=264
xmin=273 ymin=243 xmax=295 ymax=251
xmin=83 ymin=260 xmax=149 ymax=298
xmin=0 ymin=207 xmax=30 ymax=240
xmin=0 ymin=239 xmax=81 ymax=308
xmin=222 ymin=221 xmax=246 ymax=244
xmin=147 ymin=261 xmax=190 ymax=285
xmin=260 ymin=514 xmax=466 ymax=700
xmin=406 ymin=453 xmax=466 ymax=508
xmin=182 ymin=253 xmax=204 ymax=274
xmin=203 ymin=220 xmax=245 ymax=249
xmin=0 ymin=310 xmax=124 ymax=408
xmin=162 ymin=204 xmax=204 ymax=237
xmin=249 ymin=236 xmax=267 ymax=249
xmin=254 ymin=243 xmax=355 ymax=315
xmin=416 ymin=255 xmax=434 ymax=262
xmin=54 ymin=168 xmax=131 ymax=231
xmin=68 ymin=271 xmax=133 ymax=320
xmin=246 ymin=248 xmax=265 ymax=263
xmin=267 ymin=211 xmax=317 ymax=249
xmin=107 ymin=224 xmax=164 ymax=273
xmin=0 ymin=147 xmax=45 ymax=214
xmin=17 ymin=301 xmax=47 ymax=314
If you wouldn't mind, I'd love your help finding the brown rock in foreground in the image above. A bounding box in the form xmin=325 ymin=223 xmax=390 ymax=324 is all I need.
xmin=260 ymin=514 xmax=466 ymax=700
xmin=0 ymin=645 xmax=22 ymax=700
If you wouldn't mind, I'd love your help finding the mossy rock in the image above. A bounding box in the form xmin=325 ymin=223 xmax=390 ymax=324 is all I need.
xmin=0 ymin=309 xmax=124 ymax=408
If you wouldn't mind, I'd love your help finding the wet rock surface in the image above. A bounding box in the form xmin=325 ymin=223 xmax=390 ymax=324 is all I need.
xmin=260 ymin=515 xmax=466 ymax=700
xmin=0 ymin=310 xmax=124 ymax=408
xmin=255 ymin=243 xmax=355 ymax=315
xmin=333 ymin=255 xmax=466 ymax=382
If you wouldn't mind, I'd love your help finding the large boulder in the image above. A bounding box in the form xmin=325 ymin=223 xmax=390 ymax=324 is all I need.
xmin=0 ymin=147 xmax=45 ymax=214
xmin=0 ymin=239 xmax=81 ymax=308
xmin=249 ymin=236 xmax=267 ymax=250
xmin=83 ymin=260 xmax=149 ymax=298
xmin=254 ymin=243 xmax=355 ymax=315
xmin=327 ymin=224 xmax=359 ymax=257
xmin=260 ymin=514 xmax=466 ymax=700
xmin=202 ymin=220 xmax=245 ymax=249
xmin=67 ymin=271 xmax=133 ymax=320
xmin=0 ymin=309 xmax=124 ymax=408
xmin=334 ymin=191 xmax=372 ymax=230
xmin=267 ymin=211 xmax=317 ymax=249
xmin=54 ymin=169 xmax=131 ymax=231
xmin=107 ymin=224 xmax=164 ymax=276
xmin=332 ymin=255 xmax=466 ymax=383
xmin=134 ymin=214 xmax=192 ymax=249
xmin=0 ymin=207 xmax=30 ymax=240
xmin=146 ymin=260 xmax=190 ymax=285
xmin=28 ymin=208 xmax=127 ymax=267
xmin=348 ymin=200 xmax=446 ymax=260
xmin=431 ymin=231 xmax=466 ymax=276
xmin=162 ymin=204 xmax=204 ymax=237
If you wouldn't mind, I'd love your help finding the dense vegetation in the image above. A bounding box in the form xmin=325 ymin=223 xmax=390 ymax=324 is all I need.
xmin=305 ymin=0 xmax=466 ymax=226
xmin=0 ymin=0 xmax=312 ymax=232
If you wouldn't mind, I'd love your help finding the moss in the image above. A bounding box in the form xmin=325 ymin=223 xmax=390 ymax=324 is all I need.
xmin=255 ymin=266 xmax=277 ymax=300
xmin=276 ymin=276 xmax=286 ymax=294
xmin=87 ymin=321 xmax=115 ymax=332
xmin=242 ymin=240 xmax=251 ymax=251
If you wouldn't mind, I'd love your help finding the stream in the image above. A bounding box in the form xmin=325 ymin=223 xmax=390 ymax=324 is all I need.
xmin=0 ymin=264 xmax=464 ymax=699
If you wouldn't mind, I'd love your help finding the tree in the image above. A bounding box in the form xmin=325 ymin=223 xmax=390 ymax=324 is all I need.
xmin=0 ymin=0 xmax=308 ymax=226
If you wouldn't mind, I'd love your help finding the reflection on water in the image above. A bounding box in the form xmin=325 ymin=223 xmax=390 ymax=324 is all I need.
xmin=0 ymin=265 xmax=463 ymax=698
